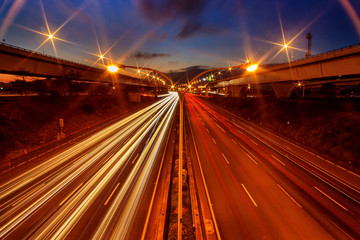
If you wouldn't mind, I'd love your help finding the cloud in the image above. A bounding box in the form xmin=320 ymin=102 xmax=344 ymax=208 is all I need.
xmin=132 ymin=51 xmax=171 ymax=59
xmin=168 ymin=60 xmax=178 ymax=65
xmin=133 ymin=0 xmax=209 ymax=39
xmin=134 ymin=0 xmax=243 ymax=39
xmin=181 ymin=65 xmax=209 ymax=71
xmin=176 ymin=20 xmax=225 ymax=39
xmin=134 ymin=0 xmax=206 ymax=23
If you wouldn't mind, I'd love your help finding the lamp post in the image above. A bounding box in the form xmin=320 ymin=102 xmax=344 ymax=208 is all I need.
xmin=107 ymin=65 xmax=120 ymax=94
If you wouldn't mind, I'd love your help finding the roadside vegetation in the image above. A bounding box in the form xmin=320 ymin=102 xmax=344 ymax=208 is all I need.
xmin=0 ymin=94 xmax=154 ymax=161
xmin=207 ymin=96 xmax=360 ymax=171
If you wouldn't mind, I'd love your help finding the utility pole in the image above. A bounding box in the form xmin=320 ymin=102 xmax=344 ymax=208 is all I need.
xmin=306 ymin=32 xmax=312 ymax=58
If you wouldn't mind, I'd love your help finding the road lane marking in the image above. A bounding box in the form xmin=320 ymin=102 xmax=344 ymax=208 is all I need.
xmin=231 ymin=138 xmax=237 ymax=145
xmin=15 ymin=161 xmax=26 ymax=167
xmin=336 ymin=165 xmax=346 ymax=171
xmin=277 ymin=184 xmax=302 ymax=208
xmin=12 ymin=184 xmax=45 ymax=207
xmin=328 ymin=219 xmax=354 ymax=240
xmin=132 ymin=153 xmax=139 ymax=164
xmin=1 ymin=168 xmax=12 ymax=174
xmin=325 ymin=160 xmax=334 ymax=165
xmin=215 ymin=123 xmax=226 ymax=133
xmin=242 ymin=184 xmax=257 ymax=207
xmin=59 ymin=183 xmax=83 ymax=206
xmin=314 ymin=186 xmax=348 ymax=211
xmin=221 ymin=153 xmax=230 ymax=165
xmin=206 ymin=128 xmax=210 ymax=133
xmin=212 ymin=138 xmax=217 ymax=144
xmin=271 ymin=155 xmax=286 ymax=166
xmin=188 ymin=108 xmax=222 ymax=239
xmin=250 ymin=139 xmax=258 ymax=146
xmin=348 ymin=170 xmax=360 ymax=178
xmin=104 ymin=182 xmax=120 ymax=206
xmin=246 ymin=154 xmax=258 ymax=165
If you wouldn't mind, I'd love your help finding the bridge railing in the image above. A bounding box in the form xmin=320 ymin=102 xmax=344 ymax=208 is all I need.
xmin=0 ymin=42 xmax=97 ymax=70
xmin=290 ymin=42 xmax=360 ymax=64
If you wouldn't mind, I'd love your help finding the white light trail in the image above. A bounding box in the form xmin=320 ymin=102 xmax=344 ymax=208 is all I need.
xmin=0 ymin=92 xmax=179 ymax=239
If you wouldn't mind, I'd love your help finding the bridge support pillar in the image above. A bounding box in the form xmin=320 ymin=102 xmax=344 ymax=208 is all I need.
xmin=205 ymin=88 xmax=209 ymax=97
xmin=224 ymin=86 xmax=229 ymax=97
xmin=271 ymin=82 xmax=297 ymax=99
xmin=230 ymin=85 xmax=244 ymax=98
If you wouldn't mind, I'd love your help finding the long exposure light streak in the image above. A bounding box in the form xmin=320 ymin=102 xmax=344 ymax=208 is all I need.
xmin=0 ymin=92 xmax=178 ymax=239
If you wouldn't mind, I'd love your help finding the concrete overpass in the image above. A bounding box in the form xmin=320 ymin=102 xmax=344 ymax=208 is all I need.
xmin=0 ymin=42 xmax=171 ymax=86
xmin=211 ymin=43 xmax=360 ymax=98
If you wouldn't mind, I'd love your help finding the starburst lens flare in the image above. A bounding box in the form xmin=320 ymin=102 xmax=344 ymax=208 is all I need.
xmin=107 ymin=65 xmax=119 ymax=73
xmin=247 ymin=64 xmax=258 ymax=72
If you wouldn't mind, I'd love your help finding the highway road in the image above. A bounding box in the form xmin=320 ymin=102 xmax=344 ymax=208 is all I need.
xmin=0 ymin=92 xmax=178 ymax=239
xmin=185 ymin=93 xmax=360 ymax=239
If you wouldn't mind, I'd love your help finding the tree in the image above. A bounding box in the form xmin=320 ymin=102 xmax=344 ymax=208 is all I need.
xmin=33 ymin=80 xmax=49 ymax=96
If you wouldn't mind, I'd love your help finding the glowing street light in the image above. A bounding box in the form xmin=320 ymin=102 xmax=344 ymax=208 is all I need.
xmin=48 ymin=34 xmax=53 ymax=39
xmin=246 ymin=64 xmax=258 ymax=72
xmin=107 ymin=65 xmax=119 ymax=73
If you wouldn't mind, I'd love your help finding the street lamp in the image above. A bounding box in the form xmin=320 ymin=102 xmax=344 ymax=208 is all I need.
xmin=107 ymin=65 xmax=119 ymax=73
xmin=246 ymin=64 xmax=258 ymax=72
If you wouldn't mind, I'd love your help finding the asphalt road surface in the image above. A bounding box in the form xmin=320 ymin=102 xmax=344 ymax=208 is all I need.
xmin=185 ymin=93 xmax=360 ymax=240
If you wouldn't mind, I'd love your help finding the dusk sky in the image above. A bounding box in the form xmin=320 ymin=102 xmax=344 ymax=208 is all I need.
xmin=0 ymin=0 xmax=359 ymax=74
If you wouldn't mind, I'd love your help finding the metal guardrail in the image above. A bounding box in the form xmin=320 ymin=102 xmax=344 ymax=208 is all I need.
xmin=0 ymin=42 xmax=99 ymax=70
xmin=285 ymin=42 xmax=360 ymax=64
